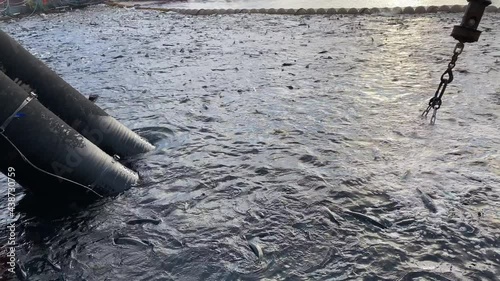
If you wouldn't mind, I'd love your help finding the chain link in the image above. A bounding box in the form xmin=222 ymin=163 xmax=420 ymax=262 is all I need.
xmin=422 ymin=42 xmax=464 ymax=125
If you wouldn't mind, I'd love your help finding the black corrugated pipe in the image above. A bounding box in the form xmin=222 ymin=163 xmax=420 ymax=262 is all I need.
xmin=0 ymin=29 xmax=155 ymax=158
xmin=0 ymin=71 xmax=139 ymax=198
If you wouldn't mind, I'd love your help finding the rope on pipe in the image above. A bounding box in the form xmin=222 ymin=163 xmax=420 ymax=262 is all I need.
xmin=106 ymin=3 xmax=500 ymax=16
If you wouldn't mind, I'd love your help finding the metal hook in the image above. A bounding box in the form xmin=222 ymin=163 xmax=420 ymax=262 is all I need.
xmin=440 ymin=69 xmax=454 ymax=84
xmin=430 ymin=108 xmax=438 ymax=125
xmin=422 ymin=105 xmax=432 ymax=118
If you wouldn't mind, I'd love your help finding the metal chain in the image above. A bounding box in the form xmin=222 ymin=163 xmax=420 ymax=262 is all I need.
xmin=422 ymin=42 xmax=464 ymax=125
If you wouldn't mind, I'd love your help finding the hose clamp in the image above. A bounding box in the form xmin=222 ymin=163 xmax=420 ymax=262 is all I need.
xmin=0 ymin=92 xmax=37 ymax=134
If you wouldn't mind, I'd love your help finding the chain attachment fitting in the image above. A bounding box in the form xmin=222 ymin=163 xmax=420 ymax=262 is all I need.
xmin=421 ymin=42 xmax=464 ymax=125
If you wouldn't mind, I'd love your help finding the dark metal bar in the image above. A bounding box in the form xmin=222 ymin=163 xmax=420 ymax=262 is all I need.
xmin=451 ymin=0 xmax=492 ymax=43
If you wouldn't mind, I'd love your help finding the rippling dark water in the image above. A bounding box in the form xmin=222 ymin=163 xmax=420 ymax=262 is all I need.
xmin=1 ymin=6 xmax=500 ymax=280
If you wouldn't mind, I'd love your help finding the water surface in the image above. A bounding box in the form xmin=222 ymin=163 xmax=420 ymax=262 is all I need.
xmin=0 ymin=6 xmax=499 ymax=281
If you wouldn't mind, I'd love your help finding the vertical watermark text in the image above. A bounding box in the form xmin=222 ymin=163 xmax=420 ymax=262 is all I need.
xmin=5 ymin=167 xmax=16 ymax=274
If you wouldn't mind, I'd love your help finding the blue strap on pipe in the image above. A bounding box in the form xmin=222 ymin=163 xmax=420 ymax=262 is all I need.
xmin=0 ymin=91 xmax=37 ymax=133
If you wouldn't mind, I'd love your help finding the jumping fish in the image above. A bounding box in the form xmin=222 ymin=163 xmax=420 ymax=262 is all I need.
xmin=416 ymin=188 xmax=437 ymax=213
xmin=248 ymin=240 xmax=263 ymax=260
xmin=126 ymin=218 xmax=162 ymax=226
xmin=113 ymin=236 xmax=152 ymax=248
xmin=344 ymin=210 xmax=387 ymax=229
xmin=394 ymin=218 xmax=416 ymax=227
xmin=398 ymin=271 xmax=457 ymax=281
xmin=15 ymin=263 xmax=28 ymax=281
xmin=322 ymin=207 xmax=341 ymax=225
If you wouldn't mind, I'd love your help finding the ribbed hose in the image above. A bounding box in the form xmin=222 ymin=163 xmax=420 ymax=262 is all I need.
xmin=0 ymin=71 xmax=139 ymax=197
xmin=0 ymin=29 xmax=155 ymax=158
